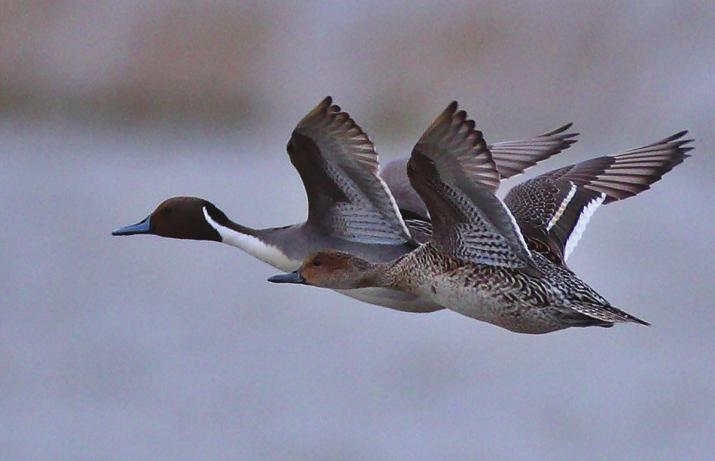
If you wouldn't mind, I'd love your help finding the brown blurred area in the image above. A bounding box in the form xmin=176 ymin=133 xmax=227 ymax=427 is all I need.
xmin=0 ymin=1 xmax=281 ymax=121
xmin=3 ymin=0 xmax=711 ymax=137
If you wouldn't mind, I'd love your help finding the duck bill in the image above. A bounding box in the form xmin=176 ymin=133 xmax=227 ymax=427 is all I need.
xmin=267 ymin=271 xmax=306 ymax=285
xmin=112 ymin=216 xmax=152 ymax=236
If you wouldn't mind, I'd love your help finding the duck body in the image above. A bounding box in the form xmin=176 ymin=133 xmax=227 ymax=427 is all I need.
xmin=200 ymin=216 xmax=444 ymax=312
xmin=381 ymin=244 xmax=643 ymax=333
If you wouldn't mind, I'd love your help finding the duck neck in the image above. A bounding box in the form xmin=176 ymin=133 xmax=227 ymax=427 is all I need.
xmin=356 ymin=261 xmax=398 ymax=290
xmin=201 ymin=207 xmax=299 ymax=271
xmin=358 ymin=250 xmax=417 ymax=291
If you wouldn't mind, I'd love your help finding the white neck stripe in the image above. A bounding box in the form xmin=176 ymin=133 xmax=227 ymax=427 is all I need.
xmin=202 ymin=207 xmax=300 ymax=272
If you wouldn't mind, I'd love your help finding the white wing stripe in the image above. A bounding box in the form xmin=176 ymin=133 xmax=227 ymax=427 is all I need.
xmin=546 ymin=181 xmax=577 ymax=231
xmin=375 ymin=173 xmax=412 ymax=239
xmin=563 ymin=193 xmax=606 ymax=260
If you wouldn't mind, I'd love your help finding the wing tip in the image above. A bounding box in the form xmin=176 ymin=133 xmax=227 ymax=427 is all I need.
xmin=418 ymin=101 xmax=487 ymax=150
xmin=301 ymin=96 xmax=370 ymax=139
xmin=313 ymin=96 xmax=336 ymax=114
xmin=670 ymin=129 xmax=688 ymax=140
xmin=647 ymin=132 xmax=694 ymax=166
xmin=648 ymin=130 xmax=692 ymax=148
xmin=420 ymin=101 xmax=465 ymax=136
xmin=542 ymin=122 xmax=575 ymax=136
xmin=291 ymin=97 xmax=380 ymax=176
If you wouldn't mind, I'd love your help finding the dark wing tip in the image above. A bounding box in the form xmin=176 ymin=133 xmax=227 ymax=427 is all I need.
xmin=488 ymin=122 xmax=580 ymax=180
xmin=417 ymin=101 xmax=484 ymax=150
xmin=298 ymin=97 xmax=335 ymax=127
xmin=297 ymin=97 xmax=363 ymax=137
xmin=312 ymin=96 xmax=333 ymax=114
xmin=311 ymin=96 xmax=344 ymax=120
xmin=413 ymin=101 xmax=499 ymax=191
xmin=540 ymin=122 xmax=574 ymax=136
xmin=645 ymin=132 xmax=694 ymax=165
xmin=670 ymin=130 xmax=688 ymax=141
xmin=291 ymin=97 xmax=378 ymax=172
xmin=646 ymin=130 xmax=690 ymax=147
xmin=418 ymin=101 xmax=461 ymax=142
xmin=536 ymin=123 xmax=579 ymax=143
xmin=559 ymin=131 xmax=693 ymax=204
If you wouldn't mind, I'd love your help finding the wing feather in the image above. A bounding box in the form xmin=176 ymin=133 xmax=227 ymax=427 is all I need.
xmin=381 ymin=122 xmax=578 ymax=218
xmin=407 ymin=102 xmax=539 ymax=273
xmin=505 ymin=131 xmax=692 ymax=264
xmin=489 ymin=123 xmax=578 ymax=179
xmin=288 ymin=97 xmax=411 ymax=244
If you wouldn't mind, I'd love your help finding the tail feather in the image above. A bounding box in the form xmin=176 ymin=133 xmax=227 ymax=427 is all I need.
xmin=610 ymin=307 xmax=651 ymax=326
xmin=580 ymin=304 xmax=650 ymax=327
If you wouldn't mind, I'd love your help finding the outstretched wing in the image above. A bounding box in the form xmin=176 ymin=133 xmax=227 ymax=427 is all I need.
xmin=407 ymin=101 xmax=539 ymax=273
xmin=505 ymin=131 xmax=693 ymax=264
xmin=489 ymin=123 xmax=578 ymax=179
xmin=380 ymin=123 xmax=578 ymax=218
xmin=288 ymin=97 xmax=412 ymax=245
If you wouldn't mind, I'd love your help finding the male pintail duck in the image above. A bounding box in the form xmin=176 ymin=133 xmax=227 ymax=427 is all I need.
xmin=113 ymin=97 xmax=578 ymax=312
xmin=268 ymin=102 xmax=692 ymax=333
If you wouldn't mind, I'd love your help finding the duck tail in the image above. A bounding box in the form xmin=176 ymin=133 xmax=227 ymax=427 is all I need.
xmin=595 ymin=304 xmax=651 ymax=327
xmin=616 ymin=309 xmax=651 ymax=327
xmin=566 ymin=304 xmax=650 ymax=328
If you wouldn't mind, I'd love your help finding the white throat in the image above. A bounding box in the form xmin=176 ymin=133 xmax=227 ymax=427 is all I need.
xmin=202 ymin=207 xmax=300 ymax=272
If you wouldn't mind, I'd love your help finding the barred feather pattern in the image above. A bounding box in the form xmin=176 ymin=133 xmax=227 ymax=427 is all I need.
xmin=380 ymin=244 xmax=648 ymax=334
xmin=288 ymin=97 xmax=412 ymax=244
xmin=380 ymin=122 xmax=578 ymax=219
xmin=404 ymin=218 xmax=433 ymax=244
xmin=407 ymin=102 xmax=538 ymax=272
xmin=426 ymin=177 xmax=533 ymax=269
xmin=489 ymin=123 xmax=578 ymax=179
xmin=504 ymin=131 xmax=693 ymax=263
xmin=544 ymin=131 xmax=692 ymax=204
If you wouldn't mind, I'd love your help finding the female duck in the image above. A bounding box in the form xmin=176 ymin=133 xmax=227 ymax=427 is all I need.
xmin=269 ymin=103 xmax=691 ymax=333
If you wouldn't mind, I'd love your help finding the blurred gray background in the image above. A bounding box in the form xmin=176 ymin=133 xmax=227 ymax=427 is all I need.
xmin=2 ymin=1 xmax=714 ymax=460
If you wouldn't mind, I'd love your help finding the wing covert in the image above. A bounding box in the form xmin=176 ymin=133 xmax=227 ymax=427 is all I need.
xmin=407 ymin=102 xmax=539 ymax=273
xmin=288 ymin=97 xmax=411 ymax=244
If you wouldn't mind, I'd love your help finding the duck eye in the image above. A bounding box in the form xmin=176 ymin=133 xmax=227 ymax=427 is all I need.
xmin=313 ymin=260 xmax=321 ymax=267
